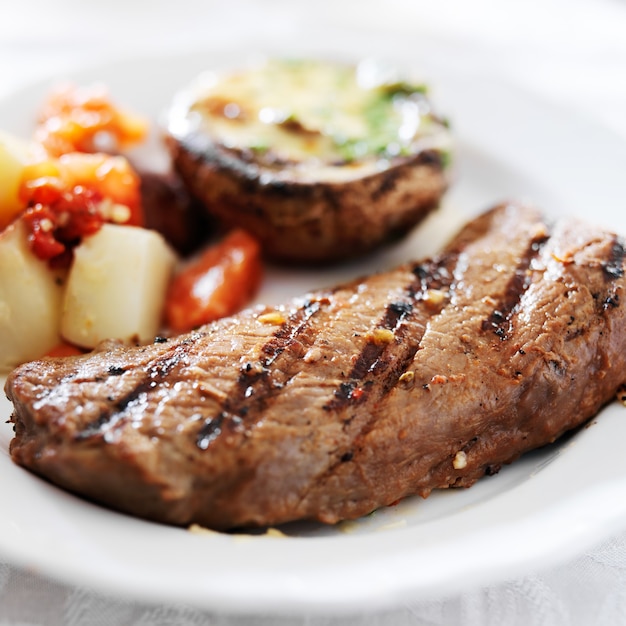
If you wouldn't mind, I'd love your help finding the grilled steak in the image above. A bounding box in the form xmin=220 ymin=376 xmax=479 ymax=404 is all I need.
xmin=6 ymin=202 xmax=626 ymax=530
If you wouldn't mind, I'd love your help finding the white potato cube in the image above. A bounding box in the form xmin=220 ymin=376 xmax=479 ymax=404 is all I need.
xmin=61 ymin=224 xmax=177 ymax=348
xmin=0 ymin=130 xmax=36 ymax=230
xmin=0 ymin=219 xmax=65 ymax=371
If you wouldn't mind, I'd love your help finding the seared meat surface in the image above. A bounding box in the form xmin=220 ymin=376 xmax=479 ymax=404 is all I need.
xmin=6 ymin=203 xmax=626 ymax=529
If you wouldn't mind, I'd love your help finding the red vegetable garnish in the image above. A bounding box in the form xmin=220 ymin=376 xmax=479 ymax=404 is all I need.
xmin=18 ymin=153 xmax=142 ymax=263
xmin=21 ymin=187 xmax=105 ymax=266
xmin=165 ymin=229 xmax=263 ymax=333
xmin=21 ymin=205 xmax=65 ymax=261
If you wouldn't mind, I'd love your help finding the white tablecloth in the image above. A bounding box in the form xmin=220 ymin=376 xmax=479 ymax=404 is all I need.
xmin=2 ymin=1 xmax=626 ymax=623
xmin=2 ymin=532 xmax=626 ymax=625
xmin=3 ymin=532 xmax=626 ymax=625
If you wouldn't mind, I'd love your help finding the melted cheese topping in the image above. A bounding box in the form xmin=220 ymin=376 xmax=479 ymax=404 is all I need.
xmin=168 ymin=59 xmax=450 ymax=182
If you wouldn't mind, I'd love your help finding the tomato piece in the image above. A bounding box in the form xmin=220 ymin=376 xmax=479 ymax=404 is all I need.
xmin=21 ymin=205 xmax=66 ymax=261
xmin=17 ymin=152 xmax=143 ymax=263
xmin=165 ymin=230 xmax=263 ymax=332
xmin=20 ymin=186 xmax=107 ymax=265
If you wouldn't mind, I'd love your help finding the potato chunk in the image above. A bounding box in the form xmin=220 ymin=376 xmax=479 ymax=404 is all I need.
xmin=61 ymin=224 xmax=177 ymax=348
xmin=0 ymin=220 xmax=65 ymax=371
xmin=0 ymin=130 xmax=32 ymax=231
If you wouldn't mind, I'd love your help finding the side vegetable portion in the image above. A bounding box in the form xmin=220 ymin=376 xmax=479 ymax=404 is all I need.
xmin=62 ymin=224 xmax=176 ymax=348
xmin=0 ymin=84 xmax=263 ymax=371
xmin=0 ymin=220 xmax=64 ymax=371
xmin=165 ymin=229 xmax=262 ymax=333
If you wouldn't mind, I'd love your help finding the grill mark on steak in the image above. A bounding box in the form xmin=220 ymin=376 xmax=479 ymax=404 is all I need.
xmin=196 ymin=297 xmax=329 ymax=449
xmin=325 ymin=255 xmax=458 ymax=412
xmin=259 ymin=298 xmax=328 ymax=367
xmin=596 ymin=239 xmax=624 ymax=313
xmin=76 ymin=338 xmax=196 ymax=440
xmin=602 ymin=237 xmax=625 ymax=281
xmin=335 ymin=301 xmax=409 ymax=393
xmin=481 ymin=230 xmax=550 ymax=340
xmin=196 ymin=412 xmax=227 ymax=450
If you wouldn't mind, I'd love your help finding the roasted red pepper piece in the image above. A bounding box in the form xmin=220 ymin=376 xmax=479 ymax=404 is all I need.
xmin=165 ymin=229 xmax=263 ymax=332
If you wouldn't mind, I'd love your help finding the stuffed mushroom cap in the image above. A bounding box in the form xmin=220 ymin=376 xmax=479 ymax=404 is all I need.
xmin=165 ymin=58 xmax=452 ymax=264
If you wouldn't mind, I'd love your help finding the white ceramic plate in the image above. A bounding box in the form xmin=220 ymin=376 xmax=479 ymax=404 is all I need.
xmin=2 ymin=46 xmax=626 ymax=615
